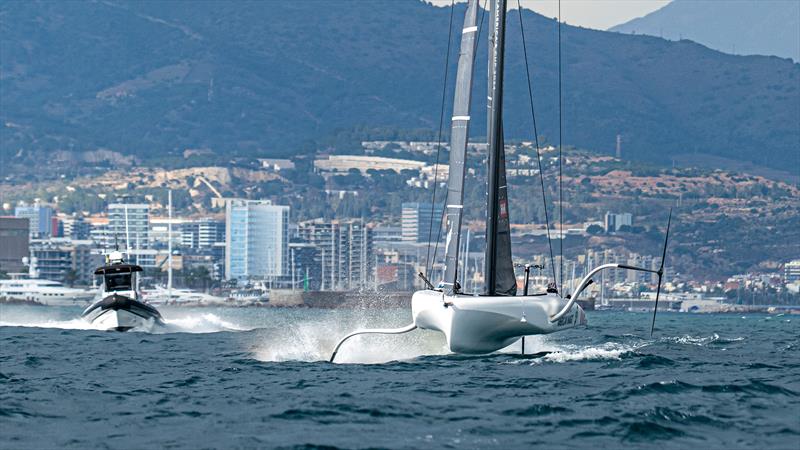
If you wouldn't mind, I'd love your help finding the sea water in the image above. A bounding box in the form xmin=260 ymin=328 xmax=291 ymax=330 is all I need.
xmin=1 ymin=304 xmax=798 ymax=449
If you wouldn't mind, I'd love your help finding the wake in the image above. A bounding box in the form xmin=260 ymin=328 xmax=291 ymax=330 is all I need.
xmin=0 ymin=305 xmax=250 ymax=334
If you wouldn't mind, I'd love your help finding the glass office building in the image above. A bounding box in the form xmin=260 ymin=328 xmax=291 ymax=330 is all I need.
xmin=225 ymin=199 xmax=289 ymax=281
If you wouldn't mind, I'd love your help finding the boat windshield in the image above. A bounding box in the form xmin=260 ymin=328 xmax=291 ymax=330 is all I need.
xmin=105 ymin=273 xmax=133 ymax=292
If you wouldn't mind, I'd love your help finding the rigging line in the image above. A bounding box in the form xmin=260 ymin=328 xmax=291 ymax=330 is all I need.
xmin=474 ymin=0 xmax=488 ymax=55
xmin=431 ymin=0 xmax=489 ymax=280
xmin=557 ymin=0 xmax=564 ymax=290
xmin=516 ymin=0 xmax=557 ymax=287
xmin=424 ymin=0 xmax=457 ymax=278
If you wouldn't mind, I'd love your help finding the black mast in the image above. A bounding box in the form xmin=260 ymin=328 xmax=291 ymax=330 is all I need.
xmin=485 ymin=0 xmax=516 ymax=296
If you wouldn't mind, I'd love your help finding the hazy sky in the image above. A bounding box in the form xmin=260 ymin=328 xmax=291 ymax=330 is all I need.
xmin=427 ymin=0 xmax=672 ymax=30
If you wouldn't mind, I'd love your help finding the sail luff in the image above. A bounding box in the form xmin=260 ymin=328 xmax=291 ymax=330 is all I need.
xmin=485 ymin=0 xmax=504 ymax=294
xmin=441 ymin=0 xmax=480 ymax=292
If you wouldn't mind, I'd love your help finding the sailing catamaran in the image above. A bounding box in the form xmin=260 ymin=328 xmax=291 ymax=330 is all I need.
xmin=330 ymin=0 xmax=670 ymax=362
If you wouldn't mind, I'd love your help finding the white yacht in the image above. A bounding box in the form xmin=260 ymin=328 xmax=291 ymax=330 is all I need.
xmin=0 ymin=277 xmax=95 ymax=306
xmin=81 ymin=251 xmax=164 ymax=331
xmin=142 ymin=286 xmax=226 ymax=305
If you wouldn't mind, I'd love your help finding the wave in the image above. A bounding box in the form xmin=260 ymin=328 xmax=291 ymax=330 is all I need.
xmin=537 ymin=342 xmax=638 ymax=363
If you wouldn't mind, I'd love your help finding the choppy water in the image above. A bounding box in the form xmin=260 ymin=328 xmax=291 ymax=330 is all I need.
xmin=1 ymin=304 xmax=798 ymax=449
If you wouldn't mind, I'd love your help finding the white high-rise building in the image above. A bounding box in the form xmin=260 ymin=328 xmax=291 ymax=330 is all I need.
xmin=108 ymin=203 xmax=150 ymax=249
xmin=181 ymin=219 xmax=225 ymax=249
xmin=402 ymin=202 xmax=443 ymax=243
xmin=225 ymin=199 xmax=289 ymax=281
xmin=297 ymin=218 xmax=374 ymax=290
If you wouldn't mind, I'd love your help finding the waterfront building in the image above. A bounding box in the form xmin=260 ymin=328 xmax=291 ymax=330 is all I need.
xmin=296 ymin=218 xmax=373 ymax=290
xmin=785 ymin=260 xmax=800 ymax=283
xmin=289 ymin=242 xmax=320 ymax=290
xmin=0 ymin=217 xmax=29 ymax=273
xmin=401 ymin=202 xmax=444 ymax=243
xmin=88 ymin=218 xmax=112 ymax=249
xmin=29 ymin=238 xmax=102 ymax=285
xmin=108 ymin=203 xmax=150 ymax=249
xmin=373 ymin=225 xmax=403 ymax=244
xmin=225 ymin=199 xmax=289 ymax=281
xmin=181 ymin=219 xmax=225 ymax=249
xmin=60 ymin=215 xmax=91 ymax=240
xmin=149 ymin=218 xmax=184 ymax=248
xmin=15 ymin=203 xmax=54 ymax=238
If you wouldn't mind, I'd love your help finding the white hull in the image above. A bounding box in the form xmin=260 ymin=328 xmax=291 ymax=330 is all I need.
xmin=81 ymin=294 xmax=164 ymax=332
xmin=412 ymin=290 xmax=586 ymax=354
xmin=89 ymin=308 xmax=158 ymax=331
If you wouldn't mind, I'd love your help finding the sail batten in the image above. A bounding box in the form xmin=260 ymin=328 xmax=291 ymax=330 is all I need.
xmin=441 ymin=0 xmax=480 ymax=292
xmin=485 ymin=0 xmax=516 ymax=296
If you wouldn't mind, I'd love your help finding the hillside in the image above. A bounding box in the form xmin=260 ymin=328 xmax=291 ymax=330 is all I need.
xmin=1 ymin=0 xmax=798 ymax=173
xmin=611 ymin=0 xmax=800 ymax=62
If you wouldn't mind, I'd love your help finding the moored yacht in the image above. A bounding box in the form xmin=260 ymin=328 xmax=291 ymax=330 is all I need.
xmin=142 ymin=286 xmax=226 ymax=305
xmin=0 ymin=276 xmax=94 ymax=306
xmin=81 ymin=251 xmax=164 ymax=331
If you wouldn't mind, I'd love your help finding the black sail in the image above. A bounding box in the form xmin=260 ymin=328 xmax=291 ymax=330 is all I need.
xmin=493 ymin=124 xmax=516 ymax=295
xmin=485 ymin=0 xmax=517 ymax=296
xmin=441 ymin=0 xmax=480 ymax=292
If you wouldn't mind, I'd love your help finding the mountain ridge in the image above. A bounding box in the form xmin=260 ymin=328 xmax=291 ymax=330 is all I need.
xmin=610 ymin=0 xmax=800 ymax=61
xmin=1 ymin=0 xmax=798 ymax=173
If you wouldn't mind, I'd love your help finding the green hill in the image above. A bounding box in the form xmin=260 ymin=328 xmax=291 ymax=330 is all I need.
xmin=1 ymin=0 xmax=798 ymax=173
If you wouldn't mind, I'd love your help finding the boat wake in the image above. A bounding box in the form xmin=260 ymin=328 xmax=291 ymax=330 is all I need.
xmin=161 ymin=313 xmax=251 ymax=334
xmin=504 ymin=332 xmax=747 ymax=366
xmin=0 ymin=306 xmax=250 ymax=334
xmin=0 ymin=316 xmax=99 ymax=331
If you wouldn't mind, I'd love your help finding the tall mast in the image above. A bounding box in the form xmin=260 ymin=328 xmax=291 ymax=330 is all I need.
xmin=485 ymin=0 xmax=516 ymax=296
xmin=168 ymin=190 xmax=173 ymax=300
xmin=124 ymin=204 xmax=131 ymax=257
xmin=441 ymin=0 xmax=480 ymax=292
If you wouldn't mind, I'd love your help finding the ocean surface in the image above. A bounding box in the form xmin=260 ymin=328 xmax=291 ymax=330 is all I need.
xmin=1 ymin=304 xmax=798 ymax=449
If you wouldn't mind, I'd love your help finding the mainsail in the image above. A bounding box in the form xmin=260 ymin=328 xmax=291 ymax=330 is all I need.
xmin=485 ymin=0 xmax=516 ymax=295
xmin=441 ymin=0 xmax=480 ymax=292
